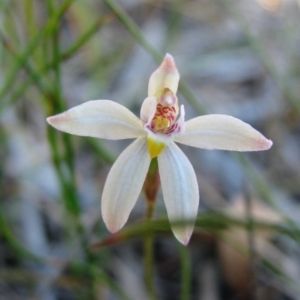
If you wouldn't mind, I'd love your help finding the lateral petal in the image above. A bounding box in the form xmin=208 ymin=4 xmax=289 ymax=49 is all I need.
xmin=47 ymin=100 xmax=145 ymax=140
xmin=101 ymin=138 xmax=151 ymax=233
xmin=175 ymin=114 xmax=273 ymax=151
xmin=158 ymin=142 xmax=199 ymax=245
xmin=148 ymin=54 xmax=180 ymax=97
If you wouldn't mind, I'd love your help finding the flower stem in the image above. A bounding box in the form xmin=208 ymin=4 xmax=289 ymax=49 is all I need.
xmin=144 ymin=234 xmax=155 ymax=299
xmin=178 ymin=243 xmax=191 ymax=300
xmin=146 ymin=201 xmax=155 ymax=221
xmin=143 ymin=158 xmax=159 ymax=299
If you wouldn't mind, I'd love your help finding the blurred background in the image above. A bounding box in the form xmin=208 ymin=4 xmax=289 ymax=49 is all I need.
xmin=1 ymin=0 xmax=300 ymax=299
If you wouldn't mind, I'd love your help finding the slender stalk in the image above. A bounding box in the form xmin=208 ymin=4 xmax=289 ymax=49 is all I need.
xmin=103 ymin=0 xmax=161 ymax=63
xmin=0 ymin=210 xmax=41 ymax=263
xmin=49 ymin=0 xmax=77 ymax=190
xmin=0 ymin=13 xmax=113 ymax=114
xmin=244 ymin=185 xmax=257 ymax=300
xmin=24 ymin=0 xmax=35 ymax=38
xmin=178 ymin=244 xmax=191 ymax=300
xmin=0 ymin=0 xmax=75 ymax=101
xmin=144 ymin=232 xmax=155 ymax=299
xmin=61 ymin=13 xmax=115 ymax=60
xmin=45 ymin=0 xmax=80 ymax=218
xmin=0 ymin=33 xmax=52 ymax=97
xmin=143 ymin=158 xmax=159 ymax=300
xmin=2 ymin=2 xmax=20 ymax=47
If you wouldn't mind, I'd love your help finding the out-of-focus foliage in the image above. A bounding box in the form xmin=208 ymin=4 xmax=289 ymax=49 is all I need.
xmin=1 ymin=0 xmax=300 ymax=299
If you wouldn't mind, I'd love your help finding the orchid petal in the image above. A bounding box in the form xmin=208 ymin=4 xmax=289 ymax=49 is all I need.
xmin=47 ymin=100 xmax=145 ymax=140
xmin=175 ymin=114 xmax=273 ymax=151
xmin=101 ymin=138 xmax=150 ymax=233
xmin=148 ymin=53 xmax=180 ymax=97
xmin=140 ymin=96 xmax=157 ymax=125
xmin=158 ymin=142 xmax=199 ymax=245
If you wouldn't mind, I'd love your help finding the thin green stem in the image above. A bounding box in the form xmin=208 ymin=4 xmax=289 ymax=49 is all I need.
xmin=47 ymin=127 xmax=79 ymax=216
xmin=144 ymin=234 xmax=155 ymax=299
xmin=61 ymin=13 xmax=115 ymax=60
xmin=103 ymin=0 xmax=161 ymax=62
xmin=24 ymin=0 xmax=35 ymax=38
xmin=0 ymin=13 xmax=113 ymax=114
xmin=49 ymin=0 xmax=77 ymax=187
xmin=244 ymin=185 xmax=257 ymax=300
xmin=0 ymin=210 xmax=41 ymax=263
xmin=143 ymin=158 xmax=159 ymax=300
xmin=2 ymin=2 xmax=20 ymax=47
xmin=144 ymin=199 xmax=155 ymax=296
xmin=42 ymin=1 xmax=80 ymax=218
xmin=41 ymin=0 xmax=81 ymax=221
xmin=0 ymin=0 xmax=75 ymax=101
xmin=0 ymin=33 xmax=52 ymax=97
xmin=145 ymin=201 xmax=155 ymax=221
xmin=178 ymin=244 xmax=191 ymax=300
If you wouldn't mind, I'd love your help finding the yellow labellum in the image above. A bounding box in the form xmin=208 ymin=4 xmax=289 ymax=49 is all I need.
xmin=147 ymin=137 xmax=166 ymax=158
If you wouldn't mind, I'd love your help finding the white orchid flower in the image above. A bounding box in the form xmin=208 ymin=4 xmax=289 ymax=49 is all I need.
xmin=47 ymin=54 xmax=272 ymax=245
